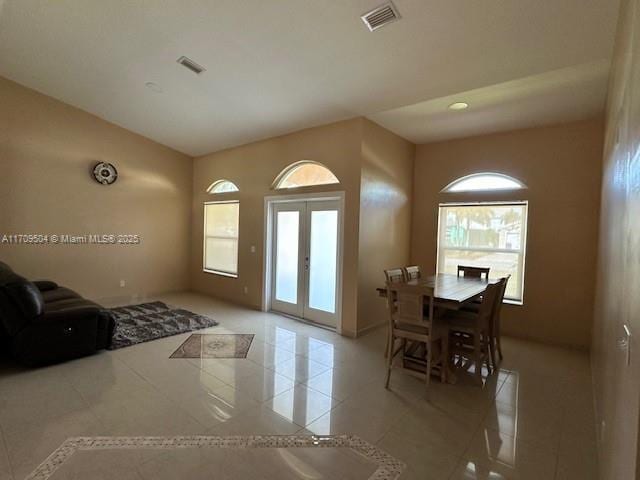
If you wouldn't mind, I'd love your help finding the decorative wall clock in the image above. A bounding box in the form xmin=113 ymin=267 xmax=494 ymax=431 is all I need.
xmin=93 ymin=162 xmax=118 ymax=185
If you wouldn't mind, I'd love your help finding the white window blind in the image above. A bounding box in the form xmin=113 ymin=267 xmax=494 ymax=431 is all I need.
xmin=437 ymin=202 xmax=528 ymax=303
xmin=203 ymin=201 xmax=239 ymax=276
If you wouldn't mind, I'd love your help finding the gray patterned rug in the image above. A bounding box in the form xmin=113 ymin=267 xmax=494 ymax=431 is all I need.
xmin=108 ymin=301 xmax=219 ymax=350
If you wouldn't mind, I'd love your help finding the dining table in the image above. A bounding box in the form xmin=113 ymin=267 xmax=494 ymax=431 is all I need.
xmin=376 ymin=272 xmax=499 ymax=309
xmin=376 ymin=273 xmax=499 ymax=383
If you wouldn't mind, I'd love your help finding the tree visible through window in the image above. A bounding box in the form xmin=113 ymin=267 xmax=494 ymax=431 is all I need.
xmin=437 ymin=202 xmax=528 ymax=302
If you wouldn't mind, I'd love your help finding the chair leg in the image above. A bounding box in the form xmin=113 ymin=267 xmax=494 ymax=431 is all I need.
xmin=384 ymin=336 xmax=394 ymax=389
xmin=488 ymin=336 xmax=497 ymax=372
xmin=496 ymin=335 xmax=504 ymax=361
xmin=440 ymin=336 xmax=448 ymax=383
xmin=384 ymin=325 xmax=390 ymax=358
xmin=425 ymin=345 xmax=432 ymax=390
xmin=473 ymin=331 xmax=482 ymax=383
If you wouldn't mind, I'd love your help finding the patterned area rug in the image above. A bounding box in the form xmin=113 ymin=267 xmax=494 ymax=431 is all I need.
xmin=170 ymin=334 xmax=254 ymax=359
xmin=108 ymin=301 xmax=219 ymax=350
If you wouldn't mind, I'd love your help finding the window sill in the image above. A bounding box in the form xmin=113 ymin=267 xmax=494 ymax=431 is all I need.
xmin=504 ymin=299 xmax=523 ymax=306
xmin=203 ymin=269 xmax=238 ymax=279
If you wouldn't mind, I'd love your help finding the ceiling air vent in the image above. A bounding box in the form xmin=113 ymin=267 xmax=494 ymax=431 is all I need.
xmin=361 ymin=3 xmax=400 ymax=32
xmin=176 ymin=56 xmax=206 ymax=75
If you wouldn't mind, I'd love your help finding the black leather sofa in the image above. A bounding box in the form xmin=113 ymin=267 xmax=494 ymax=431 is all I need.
xmin=0 ymin=262 xmax=114 ymax=366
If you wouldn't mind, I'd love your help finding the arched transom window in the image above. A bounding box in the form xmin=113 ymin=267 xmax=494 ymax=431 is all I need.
xmin=443 ymin=173 xmax=525 ymax=192
xmin=207 ymin=179 xmax=239 ymax=194
xmin=273 ymin=161 xmax=339 ymax=189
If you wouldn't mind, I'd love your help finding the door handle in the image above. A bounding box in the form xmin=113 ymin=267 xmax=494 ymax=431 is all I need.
xmin=617 ymin=338 xmax=629 ymax=349
xmin=618 ymin=324 xmax=632 ymax=366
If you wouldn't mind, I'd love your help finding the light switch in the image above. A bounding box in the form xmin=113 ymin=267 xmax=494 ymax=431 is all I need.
xmin=250 ymin=245 xmax=256 ymax=253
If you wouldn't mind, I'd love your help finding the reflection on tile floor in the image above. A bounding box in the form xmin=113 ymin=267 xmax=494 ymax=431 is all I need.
xmin=25 ymin=435 xmax=403 ymax=480
xmin=0 ymin=292 xmax=597 ymax=480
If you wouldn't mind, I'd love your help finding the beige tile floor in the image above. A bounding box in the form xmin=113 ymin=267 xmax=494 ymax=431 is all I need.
xmin=0 ymin=292 xmax=597 ymax=480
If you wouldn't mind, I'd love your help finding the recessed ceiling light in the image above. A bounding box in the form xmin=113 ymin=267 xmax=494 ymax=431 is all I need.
xmin=449 ymin=102 xmax=469 ymax=111
xmin=145 ymin=82 xmax=163 ymax=93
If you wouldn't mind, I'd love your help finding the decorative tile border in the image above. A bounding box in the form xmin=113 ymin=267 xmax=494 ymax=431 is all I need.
xmin=25 ymin=434 xmax=405 ymax=480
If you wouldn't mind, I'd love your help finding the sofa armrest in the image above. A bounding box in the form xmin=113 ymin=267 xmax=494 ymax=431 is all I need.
xmin=34 ymin=305 xmax=101 ymax=324
xmin=33 ymin=280 xmax=59 ymax=292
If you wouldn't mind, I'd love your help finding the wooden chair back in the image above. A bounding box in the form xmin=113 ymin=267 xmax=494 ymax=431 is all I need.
xmin=403 ymin=265 xmax=421 ymax=281
xmin=492 ymin=275 xmax=510 ymax=334
xmin=384 ymin=268 xmax=406 ymax=284
xmin=475 ymin=281 xmax=502 ymax=330
xmin=457 ymin=265 xmax=490 ymax=279
xmin=386 ymin=283 xmax=435 ymax=330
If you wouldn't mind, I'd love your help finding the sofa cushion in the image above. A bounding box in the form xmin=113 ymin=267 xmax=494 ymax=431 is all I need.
xmin=43 ymin=297 xmax=101 ymax=314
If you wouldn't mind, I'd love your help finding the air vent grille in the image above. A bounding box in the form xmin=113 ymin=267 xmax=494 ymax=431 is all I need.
xmin=176 ymin=56 xmax=206 ymax=75
xmin=361 ymin=3 xmax=400 ymax=31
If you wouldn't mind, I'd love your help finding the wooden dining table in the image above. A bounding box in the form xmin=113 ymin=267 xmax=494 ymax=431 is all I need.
xmin=376 ymin=273 xmax=499 ymax=310
xmin=377 ymin=273 xmax=499 ymax=383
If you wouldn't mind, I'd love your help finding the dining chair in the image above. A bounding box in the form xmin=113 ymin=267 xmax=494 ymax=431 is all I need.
xmin=384 ymin=282 xmax=447 ymax=390
xmin=490 ymin=275 xmax=510 ymax=364
xmin=445 ymin=280 xmax=502 ymax=383
xmin=383 ymin=268 xmax=407 ymax=358
xmin=457 ymin=265 xmax=491 ymax=279
xmin=462 ymin=276 xmax=510 ymax=370
xmin=403 ymin=265 xmax=421 ymax=281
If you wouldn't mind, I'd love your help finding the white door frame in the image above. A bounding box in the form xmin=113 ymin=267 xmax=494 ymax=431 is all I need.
xmin=263 ymin=191 xmax=345 ymax=334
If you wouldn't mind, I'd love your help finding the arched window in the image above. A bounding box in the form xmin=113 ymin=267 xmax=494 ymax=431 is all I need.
xmin=207 ymin=179 xmax=239 ymax=194
xmin=443 ymin=173 xmax=525 ymax=192
xmin=273 ymin=161 xmax=339 ymax=189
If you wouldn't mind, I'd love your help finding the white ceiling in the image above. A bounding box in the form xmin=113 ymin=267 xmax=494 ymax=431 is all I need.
xmin=0 ymin=0 xmax=620 ymax=156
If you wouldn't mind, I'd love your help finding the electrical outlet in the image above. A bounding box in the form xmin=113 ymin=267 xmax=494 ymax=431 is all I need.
xmin=243 ymin=286 xmax=248 ymax=294
xmin=120 ymin=280 xmax=126 ymax=288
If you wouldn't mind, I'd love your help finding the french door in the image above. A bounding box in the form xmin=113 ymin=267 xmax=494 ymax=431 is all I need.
xmin=270 ymin=199 xmax=341 ymax=328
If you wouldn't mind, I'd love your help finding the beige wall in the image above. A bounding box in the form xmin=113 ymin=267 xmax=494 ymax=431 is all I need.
xmin=592 ymin=0 xmax=640 ymax=477
xmin=0 ymin=76 xmax=193 ymax=302
xmin=412 ymin=118 xmax=603 ymax=349
xmin=191 ymin=119 xmax=363 ymax=335
xmin=358 ymin=119 xmax=414 ymax=332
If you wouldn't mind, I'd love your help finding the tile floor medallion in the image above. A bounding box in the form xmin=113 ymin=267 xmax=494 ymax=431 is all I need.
xmin=170 ymin=334 xmax=255 ymax=359
xmin=24 ymin=435 xmax=405 ymax=480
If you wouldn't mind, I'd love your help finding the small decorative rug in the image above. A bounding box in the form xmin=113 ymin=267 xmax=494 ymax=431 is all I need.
xmin=108 ymin=301 xmax=219 ymax=350
xmin=170 ymin=333 xmax=254 ymax=359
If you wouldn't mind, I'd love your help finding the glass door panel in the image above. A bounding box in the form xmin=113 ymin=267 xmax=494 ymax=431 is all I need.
xmin=271 ymin=203 xmax=305 ymax=317
xmin=304 ymin=201 xmax=340 ymax=327
xmin=308 ymin=210 xmax=338 ymax=313
xmin=274 ymin=211 xmax=300 ymax=304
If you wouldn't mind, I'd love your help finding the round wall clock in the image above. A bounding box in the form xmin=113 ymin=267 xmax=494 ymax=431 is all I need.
xmin=93 ymin=162 xmax=118 ymax=185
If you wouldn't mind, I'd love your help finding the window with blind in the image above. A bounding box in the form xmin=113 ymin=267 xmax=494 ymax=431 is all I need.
xmin=203 ymin=201 xmax=239 ymax=277
xmin=437 ymin=202 xmax=528 ymax=303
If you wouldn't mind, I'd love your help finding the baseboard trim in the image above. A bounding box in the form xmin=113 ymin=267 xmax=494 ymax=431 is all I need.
xmin=355 ymin=320 xmax=387 ymax=338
